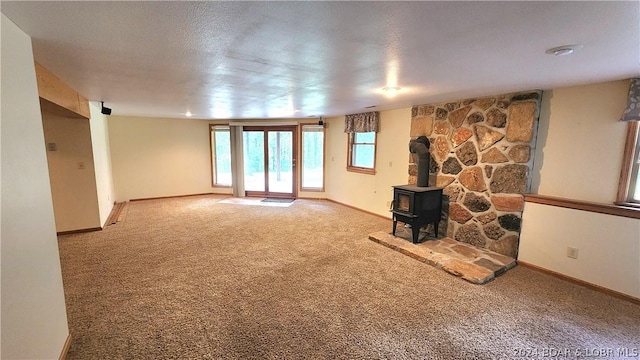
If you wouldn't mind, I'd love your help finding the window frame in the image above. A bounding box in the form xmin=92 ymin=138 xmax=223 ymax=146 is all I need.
xmin=209 ymin=124 xmax=232 ymax=188
xmin=616 ymin=121 xmax=640 ymax=206
xmin=300 ymin=123 xmax=326 ymax=192
xmin=346 ymin=131 xmax=377 ymax=175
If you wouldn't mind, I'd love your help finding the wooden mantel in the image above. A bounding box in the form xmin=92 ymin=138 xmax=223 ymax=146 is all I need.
xmin=35 ymin=62 xmax=90 ymax=119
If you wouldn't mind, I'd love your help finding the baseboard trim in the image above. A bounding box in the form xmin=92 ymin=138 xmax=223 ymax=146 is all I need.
xmin=57 ymin=227 xmax=102 ymax=236
xmin=59 ymin=333 xmax=71 ymax=360
xmin=104 ymin=201 xmax=126 ymax=227
xmin=297 ymin=196 xmax=327 ymax=200
xmin=518 ymin=261 xmax=640 ymax=306
xmin=130 ymin=193 xmax=215 ymax=202
xmin=325 ymin=198 xmax=392 ymax=221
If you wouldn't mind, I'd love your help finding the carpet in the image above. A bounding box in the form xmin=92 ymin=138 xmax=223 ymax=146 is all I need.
xmin=57 ymin=195 xmax=640 ymax=359
xmin=217 ymin=197 xmax=293 ymax=207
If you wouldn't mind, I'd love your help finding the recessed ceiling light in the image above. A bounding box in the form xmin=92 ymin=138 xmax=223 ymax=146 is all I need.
xmin=185 ymin=111 xmax=192 ymax=117
xmin=382 ymin=86 xmax=401 ymax=96
xmin=545 ymin=44 xmax=583 ymax=56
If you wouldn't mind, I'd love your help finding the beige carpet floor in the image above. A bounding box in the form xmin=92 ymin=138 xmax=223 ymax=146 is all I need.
xmin=58 ymin=195 xmax=640 ymax=359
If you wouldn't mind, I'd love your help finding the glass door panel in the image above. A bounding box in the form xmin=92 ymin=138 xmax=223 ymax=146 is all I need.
xmin=267 ymin=131 xmax=293 ymax=194
xmin=242 ymin=126 xmax=297 ymax=198
xmin=243 ymin=131 xmax=265 ymax=192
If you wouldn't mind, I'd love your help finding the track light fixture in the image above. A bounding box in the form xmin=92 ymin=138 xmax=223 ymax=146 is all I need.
xmin=101 ymin=101 xmax=112 ymax=115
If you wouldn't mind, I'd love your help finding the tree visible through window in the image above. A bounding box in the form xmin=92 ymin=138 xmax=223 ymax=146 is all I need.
xmin=301 ymin=124 xmax=325 ymax=190
xmin=347 ymin=131 xmax=376 ymax=174
xmin=210 ymin=125 xmax=232 ymax=186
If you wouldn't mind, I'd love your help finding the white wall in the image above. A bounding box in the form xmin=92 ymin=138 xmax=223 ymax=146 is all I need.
xmin=109 ymin=116 xmax=332 ymax=201
xmin=519 ymin=203 xmax=640 ymax=297
xmin=42 ymin=111 xmax=102 ymax=232
xmin=520 ymin=79 xmax=640 ymax=298
xmin=109 ymin=116 xmax=225 ymax=201
xmin=89 ymin=102 xmax=115 ymax=226
xmin=1 ymin=14 xmax=70 ymax=359
xmin=325 ymin=108 xmax=412 ymax=217
xmin=531 ymin=80 xmax=629 ymax=202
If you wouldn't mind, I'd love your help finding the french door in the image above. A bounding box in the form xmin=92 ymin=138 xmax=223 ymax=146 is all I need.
xmin=242 ymin=126 xmax=297 ymax=198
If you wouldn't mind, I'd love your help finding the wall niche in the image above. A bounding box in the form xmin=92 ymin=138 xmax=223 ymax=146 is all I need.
xmin=408 ymin=91 xmax=541 ymax=258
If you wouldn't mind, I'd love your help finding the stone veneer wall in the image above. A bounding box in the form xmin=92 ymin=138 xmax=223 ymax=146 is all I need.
xmin=408 ymin=91 xmax=541 ymax=258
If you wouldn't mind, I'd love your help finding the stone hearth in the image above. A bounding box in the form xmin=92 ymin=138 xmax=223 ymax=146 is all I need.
xmin=368 ymin=230 xmax=516 ymax=284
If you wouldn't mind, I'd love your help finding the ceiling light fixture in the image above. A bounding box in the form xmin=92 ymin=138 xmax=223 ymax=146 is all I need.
xmin=545 ymin=44 xmax=583 ymax=56
xmin=382 ymin=86 xmax=401 ymax=96
xmin=185 ymin=111 xmax=192 ymax=117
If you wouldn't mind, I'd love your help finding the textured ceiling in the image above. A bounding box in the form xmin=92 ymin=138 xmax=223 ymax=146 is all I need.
xmin=2 ymin=1 xmax=639 ymax=119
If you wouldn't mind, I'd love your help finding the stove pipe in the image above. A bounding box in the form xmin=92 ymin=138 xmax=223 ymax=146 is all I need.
xmin=409 ymin=136 xmax=431 ymax=187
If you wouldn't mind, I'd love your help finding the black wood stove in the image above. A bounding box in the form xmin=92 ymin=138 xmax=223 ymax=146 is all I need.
xmin=391 ymin=136 xmax=443 ymax=243
xmin=392 ymin=185 xmax=443 ymax=243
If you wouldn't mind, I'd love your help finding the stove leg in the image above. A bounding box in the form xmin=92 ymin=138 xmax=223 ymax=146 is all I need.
xmin=412 ymin=226 xmax=419 ymax=243
xmin=392 ymin=218 xmax=397 ymax=236
xmin=434 ymin=221 xmax=439 ymax=238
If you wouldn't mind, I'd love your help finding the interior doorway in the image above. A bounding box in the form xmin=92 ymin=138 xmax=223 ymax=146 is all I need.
xmin=242 ymin=126 xmax=297 ymax=198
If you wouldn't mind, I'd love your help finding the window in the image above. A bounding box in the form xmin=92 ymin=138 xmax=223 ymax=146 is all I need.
xmin=210 ymin=125 xmax=232 ymax=187
xmin=347 ymin=131 xmax=376 ymax=174
xmin=301 ymin=124 xmax=325 ymax=190
xmin=617 ymin=121 xmax=640 ymax=205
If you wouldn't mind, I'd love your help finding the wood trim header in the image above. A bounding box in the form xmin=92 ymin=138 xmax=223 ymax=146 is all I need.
xmin=35 ymin=63 xmax=90 ymax=119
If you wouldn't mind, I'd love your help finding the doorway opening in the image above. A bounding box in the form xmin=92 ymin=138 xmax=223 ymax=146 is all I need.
xmin=242 ymin=126 xmax=297 ymax=198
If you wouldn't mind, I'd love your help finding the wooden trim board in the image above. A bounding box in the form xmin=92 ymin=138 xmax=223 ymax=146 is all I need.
xmin=518 ymin=261 xmax=640 ymax=306
xmin=104 ymin=202 xmax=126 ymax=226
xmin=59 ymin=334 xmax=72 ymax=360
xmin=130 ymin=193 xmax=216 ymax=202
xmin=57 ymin=227 xmax=102 ymax=236
xmin=617 ymin=121 xmax=639 ymax=203
xmin=35 ymin=63 xmax=90 ymax=119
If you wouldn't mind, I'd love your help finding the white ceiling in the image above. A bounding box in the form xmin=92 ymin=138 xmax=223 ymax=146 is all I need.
xmin=2 ymin=1 xmax=639 ymax=120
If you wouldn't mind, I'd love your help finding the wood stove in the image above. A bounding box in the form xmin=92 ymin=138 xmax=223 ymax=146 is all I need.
xmin=391 ymin=136 xmax=443 ymax=243
xmin=391 ymin=185 xmax=443 ymax=243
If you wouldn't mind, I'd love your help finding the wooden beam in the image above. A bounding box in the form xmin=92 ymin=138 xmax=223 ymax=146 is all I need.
xmin=35 ymin=63 xmax=90 ymax=119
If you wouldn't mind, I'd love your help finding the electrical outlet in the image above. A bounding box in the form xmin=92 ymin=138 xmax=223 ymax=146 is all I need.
xmin=77 ymin=162 xmax=85 ymax=170
xmin=567 ymin=246 xmax=579 ymax=259
xmin=386 ymin=200 xmax=391 ymax=208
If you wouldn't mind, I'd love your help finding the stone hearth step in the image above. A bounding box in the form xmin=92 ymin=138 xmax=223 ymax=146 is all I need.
xmin=368 ymin=231 xmax=516 ymax=284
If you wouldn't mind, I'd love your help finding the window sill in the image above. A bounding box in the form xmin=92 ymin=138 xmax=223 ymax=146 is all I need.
xmin=524 ymin=194 xmax=640 ymax=219
xmin=347 ymin=166 xmax=376 ymax=175
xmin=614 ymin=201 xmax=640 ymax=209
